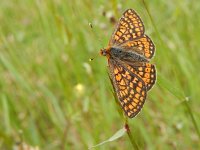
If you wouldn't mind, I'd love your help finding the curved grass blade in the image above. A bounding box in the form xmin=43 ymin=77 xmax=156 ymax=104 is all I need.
xmin=88 ymin=127 xmax=126 ymax=149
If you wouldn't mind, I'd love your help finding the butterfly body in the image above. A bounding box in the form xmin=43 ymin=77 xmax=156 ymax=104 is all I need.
xmin=100 ymin=9 xmax=156 ymax=118
xmin=101 ymin=47 xmax=148 ymax=62
xmin=110 ymin=47 xmax=148 ymax=63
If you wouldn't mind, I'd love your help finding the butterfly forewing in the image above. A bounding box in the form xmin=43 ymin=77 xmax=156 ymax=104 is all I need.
xmin=109 ymin=60 xmax=147 ymax=118
xmin=109 ymin=9 xmax=145 ymax=46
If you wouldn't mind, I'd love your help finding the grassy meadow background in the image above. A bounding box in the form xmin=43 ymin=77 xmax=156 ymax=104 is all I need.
xmin=0 ymin=0 xmax=200 ymax=149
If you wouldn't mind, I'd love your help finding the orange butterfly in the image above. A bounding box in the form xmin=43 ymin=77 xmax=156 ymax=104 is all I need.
xmin=100 ymin=9 xmax=156 ymax=118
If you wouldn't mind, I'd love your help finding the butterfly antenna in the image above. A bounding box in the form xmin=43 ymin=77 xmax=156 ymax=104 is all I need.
xmin=88 ymin=52 xmax=99 ymax=62
xmin=88 ymin=22 xmax=104 ymax=61
xmin=89 ymin=22 xmax=105 ymax=48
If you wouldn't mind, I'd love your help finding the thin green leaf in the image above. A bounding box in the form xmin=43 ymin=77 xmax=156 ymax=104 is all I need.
xmin=89 ymin=127 xmax=126 ymax=149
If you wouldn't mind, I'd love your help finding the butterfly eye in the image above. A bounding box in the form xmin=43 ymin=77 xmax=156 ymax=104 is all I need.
xmin=100 ymin=49 xmax=107 ymax=56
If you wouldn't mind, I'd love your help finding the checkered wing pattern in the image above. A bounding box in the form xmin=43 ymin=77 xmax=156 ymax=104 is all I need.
xmin=126 ymin=63 xmax=156 ymax=91
xmin=110 ymin=62 xmax=147 ymax=118
xmin=109 ymin=9 xmax=155 ymax=59
xmin=102 ymin=9 xmax=156 ymax=118
xmin=109 ymin=9 xmax=144 ymax=46
xmin=121 ymin=35 xmax=155 ymax=59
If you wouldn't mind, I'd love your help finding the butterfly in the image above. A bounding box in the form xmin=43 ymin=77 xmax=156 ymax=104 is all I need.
xmin=100 ymin=9 xmax=156 ymax=118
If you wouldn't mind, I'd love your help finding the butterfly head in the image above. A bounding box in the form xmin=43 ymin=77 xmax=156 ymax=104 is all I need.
xmin=100 ymin=47 xmax=111 ymax=58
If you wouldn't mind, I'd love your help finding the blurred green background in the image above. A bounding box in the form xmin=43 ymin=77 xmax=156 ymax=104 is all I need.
xmin=0 ymin=0 xmax=200 ymax=149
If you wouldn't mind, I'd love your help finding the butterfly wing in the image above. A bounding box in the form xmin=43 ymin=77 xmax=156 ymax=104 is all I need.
xmin=120 ymin=35 xmax=155 ymax=59
xmin=108 ymin=59 xmax=147 ymax=118
xmin=109 ymin=9 xmax=155 ymax=59
xmin=125 ymin=62 xmax=156 ymax=91
xmin=109 ymin=9 xmax=144 ymax=46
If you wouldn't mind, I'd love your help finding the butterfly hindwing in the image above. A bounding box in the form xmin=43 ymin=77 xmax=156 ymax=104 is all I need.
xmin=126 ymin=63 xmax=156 ymax=91
xmin=121 ymin=35 xmax=155 ymax=59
